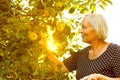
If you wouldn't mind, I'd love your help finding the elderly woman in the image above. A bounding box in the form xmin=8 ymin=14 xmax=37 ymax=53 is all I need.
xmin=47 ymin=13 xmax=120 ymax=80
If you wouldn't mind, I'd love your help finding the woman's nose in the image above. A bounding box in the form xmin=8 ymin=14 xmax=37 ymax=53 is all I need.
xmin=80 ymin=28 xmax=83 ymax=33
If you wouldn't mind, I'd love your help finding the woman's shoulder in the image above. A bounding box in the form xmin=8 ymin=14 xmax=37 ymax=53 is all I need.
xmin=78 ymin=46 xmax=90 ymax=55
xmin=107 ymin=43 xmax=120 ymax=56
xmin=70 ymin=46 xmax=90 ymax=56
xmin=108 ymin=43 xmax=120 ymax=49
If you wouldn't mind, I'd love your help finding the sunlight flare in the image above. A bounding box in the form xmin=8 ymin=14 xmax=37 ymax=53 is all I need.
xmin=47 ymin=26 xmax=58 ymax=52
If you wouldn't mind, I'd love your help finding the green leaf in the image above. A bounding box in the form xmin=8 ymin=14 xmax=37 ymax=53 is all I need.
xmin=80 ymin=7 xmax=89 ymax=14
xmin=69 ymin=7 xmax=75 ymax=14
xmin=90 ymin=3 xmax=96 ymax=12
xmin=101 ymin=0 xmax=107 ymax=6
xmin=49 ymin=8 xmax=57 ymax=17
xmin=99 ymin=4 xmax=105 ymax=10
xmin=105 ymin=0 xmax=113 ymax=5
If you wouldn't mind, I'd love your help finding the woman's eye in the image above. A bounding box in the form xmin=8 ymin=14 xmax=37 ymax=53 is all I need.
xmin=82 ymin=26 xmax=86 ymax=29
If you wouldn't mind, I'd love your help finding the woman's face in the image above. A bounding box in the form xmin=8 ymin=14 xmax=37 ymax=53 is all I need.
xmin=80 ymin=18 xmax=98 ymax=43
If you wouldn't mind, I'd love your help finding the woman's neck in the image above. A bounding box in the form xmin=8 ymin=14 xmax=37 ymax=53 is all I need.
xmin=90 ymin=39 xmax=107 ymax=50
xmin=89 ymin=40 xmax=109 ymax=60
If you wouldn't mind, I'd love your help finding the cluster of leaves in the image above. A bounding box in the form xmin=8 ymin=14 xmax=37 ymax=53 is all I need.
xmin=0 ymin=0 xmax=112 ymax=79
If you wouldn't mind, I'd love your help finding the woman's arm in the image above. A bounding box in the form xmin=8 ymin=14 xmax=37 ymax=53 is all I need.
xmin=46 ymin=53 xmax=69 ymax=73
xmin=80 ymin=73 xmax=120 ymax=80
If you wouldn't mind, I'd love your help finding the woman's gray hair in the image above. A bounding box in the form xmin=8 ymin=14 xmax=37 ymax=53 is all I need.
xmin=84 ymin=13 xmax=108 ymax=40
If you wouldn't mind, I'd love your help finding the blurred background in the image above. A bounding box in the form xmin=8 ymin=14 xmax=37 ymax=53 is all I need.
xmin=97 ymin=0 xmax=120 ymax=45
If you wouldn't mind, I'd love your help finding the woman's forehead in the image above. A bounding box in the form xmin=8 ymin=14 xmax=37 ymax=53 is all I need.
xmin=82 ymin=18 xmax=90 ymax=25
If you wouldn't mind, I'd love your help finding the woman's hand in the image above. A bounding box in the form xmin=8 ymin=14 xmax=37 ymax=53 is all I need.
xmin=46 ymin=52 xmax=69 ymax=73
xmin=80 ymin=73 xmax=117 ymax=80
